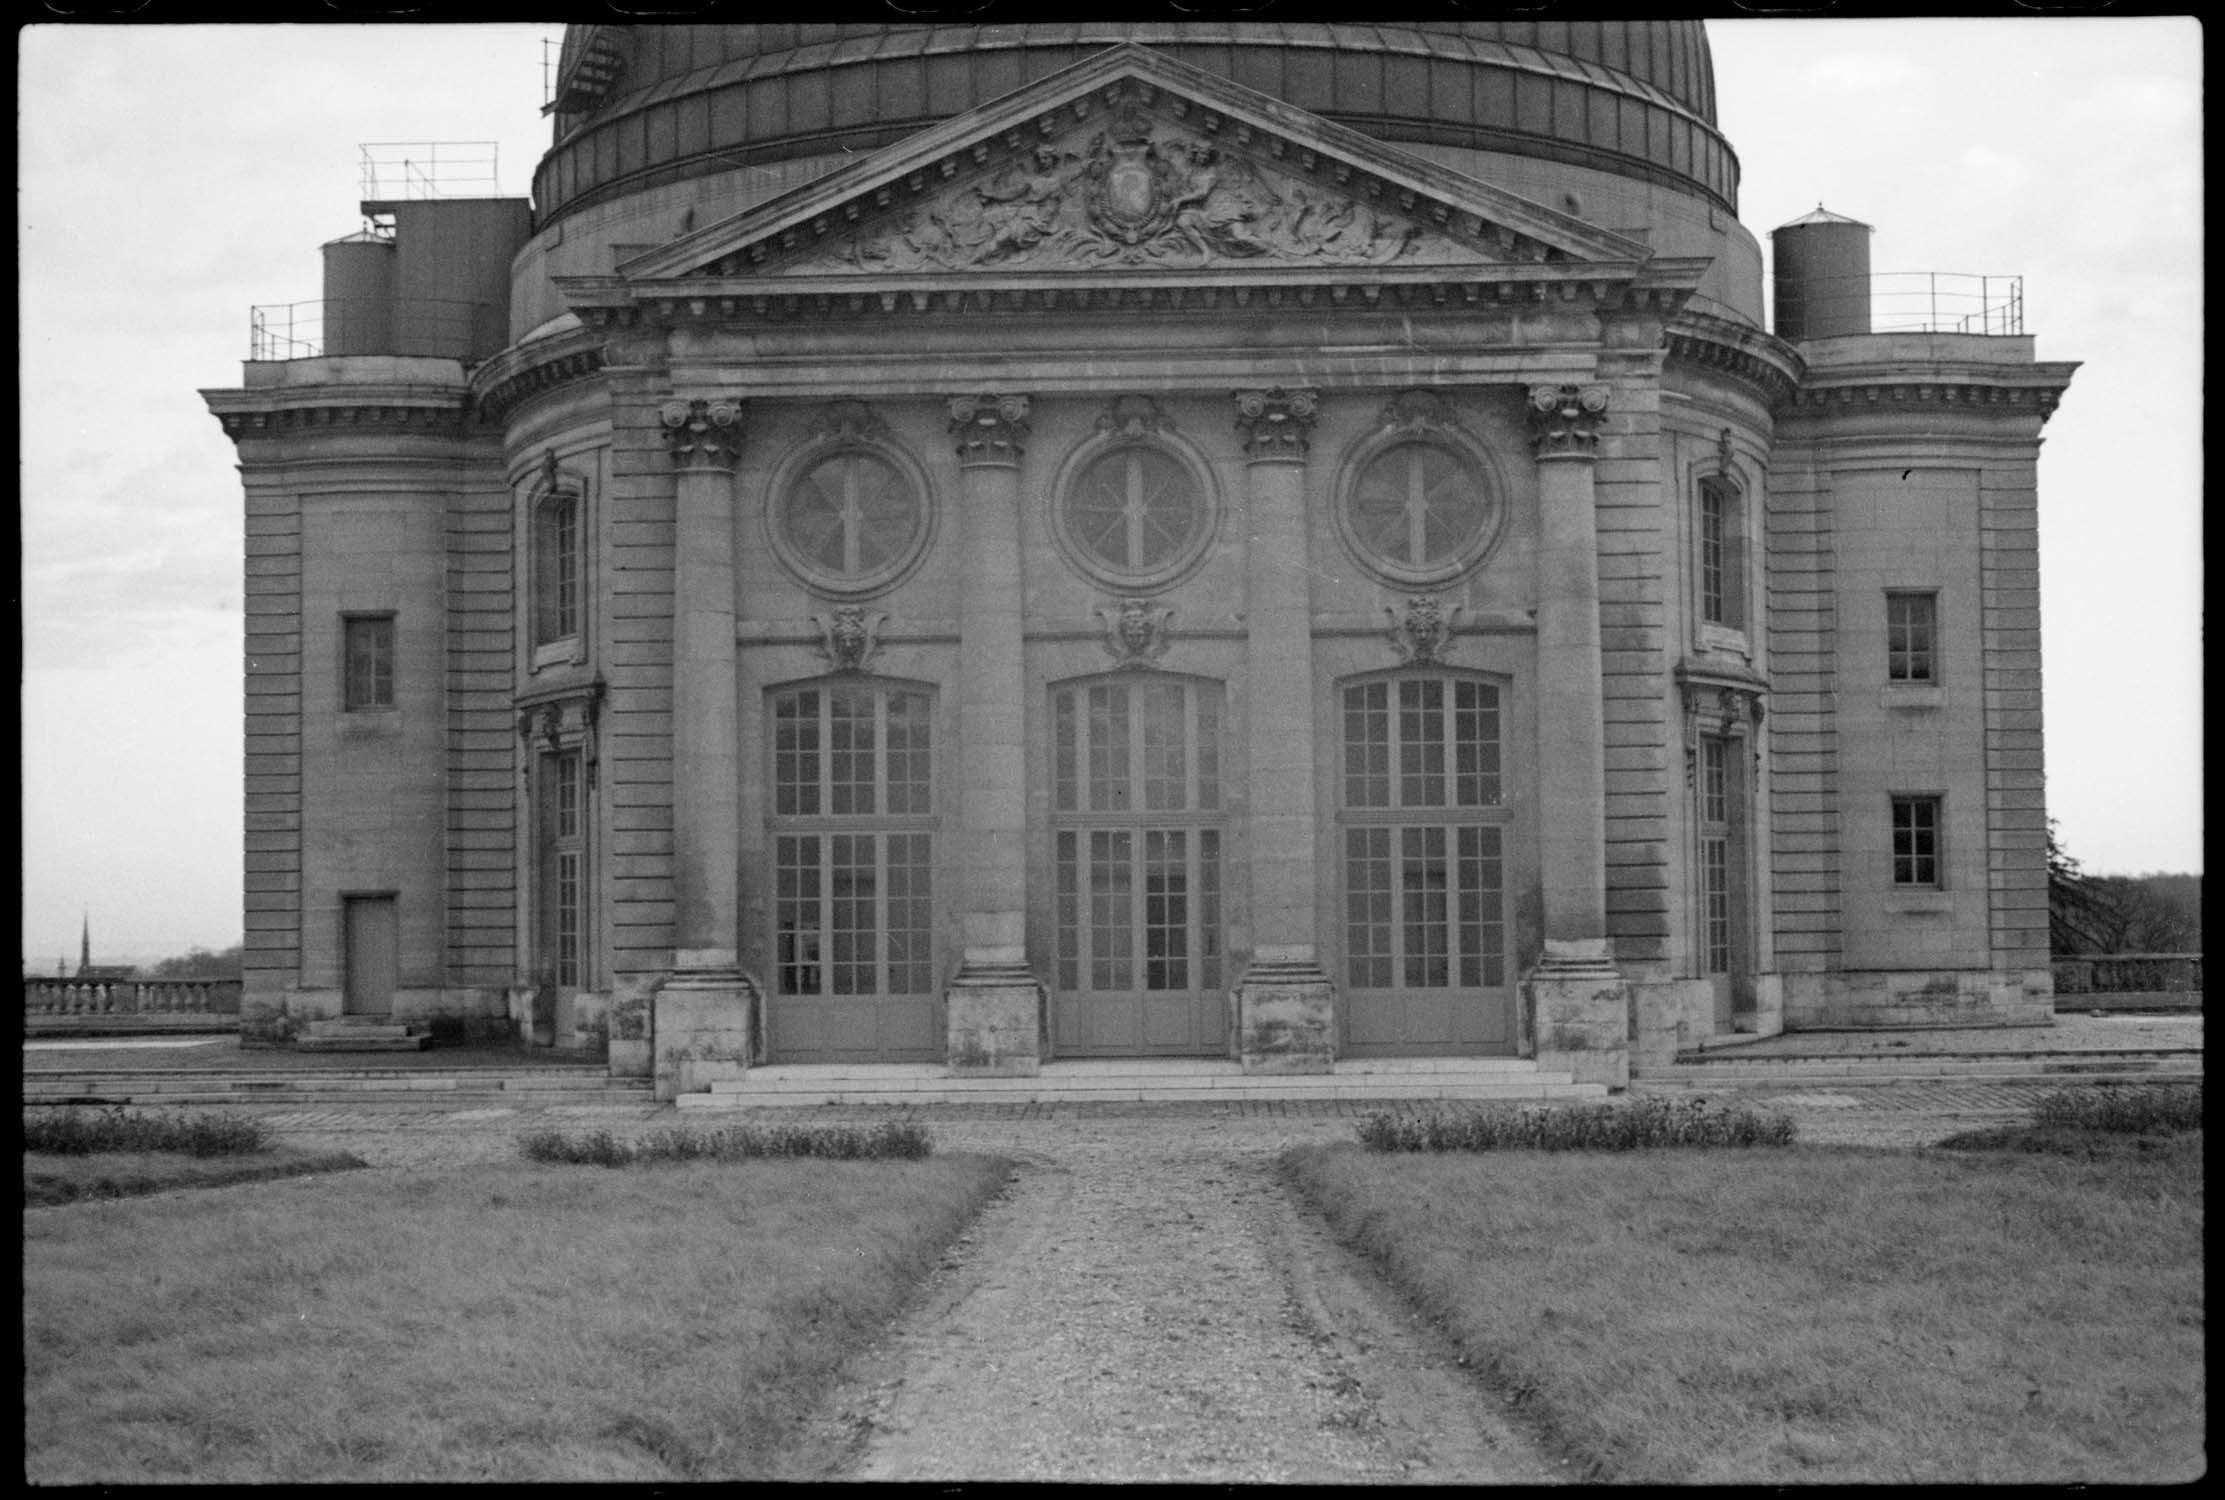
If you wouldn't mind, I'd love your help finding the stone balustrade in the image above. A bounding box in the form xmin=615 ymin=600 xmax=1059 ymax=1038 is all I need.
xmin=22 ymin=978 xmax=242 ymax=1022
xmin=2051 ymin=953 xmax=2203 ymax=1011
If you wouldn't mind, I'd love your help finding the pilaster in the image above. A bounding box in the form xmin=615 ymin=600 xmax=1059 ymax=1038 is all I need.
xmin=652 ymin=395 xmax=757 ymax=1095
xmin=944 ymin=393 xmax=1044 ymax=1074
xmin=1230 ymin=387 xmax=1336 ymax=1072
xmin=1522 ymin=383 xmax=1629 ymax=1086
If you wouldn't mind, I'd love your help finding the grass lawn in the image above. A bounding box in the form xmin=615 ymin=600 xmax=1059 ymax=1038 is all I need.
xmin=25 ymin=1147 xmax=368 ymax=1206
xmin=25 ymin=1154 xmax=1012 ymax=1483
xmin=1283 ymin=1133 xmax=2203 ymax=1484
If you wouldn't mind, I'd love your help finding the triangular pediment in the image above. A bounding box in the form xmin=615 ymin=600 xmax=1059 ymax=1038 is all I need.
xmin=613 ymin=43 xmax=1653 ymax=289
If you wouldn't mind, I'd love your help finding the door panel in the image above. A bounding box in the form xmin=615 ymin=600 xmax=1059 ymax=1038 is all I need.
xmin=1052 ymin=679 xmax=1225 ymax=1057
xmin=343 ymin=895 xmax=397 ymax=1016
xmin=1340 ymin=676 xmax=1515 ymax=1057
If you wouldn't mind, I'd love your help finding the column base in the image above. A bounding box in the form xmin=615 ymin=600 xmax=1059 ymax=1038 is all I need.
xmin=946 ymin=961 xmax=1044 ymax=1076
xmin=652 ymin=961 xmax=761 ymax=1102
xmin=1233 ymin=956 xmax=1336 ymax=1074
xmin=1523 ymin=940 xmax=1629 ymax=1091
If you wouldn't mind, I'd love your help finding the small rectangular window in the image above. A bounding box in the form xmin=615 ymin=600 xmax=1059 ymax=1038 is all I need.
xmin=1891 ymin=795 xmax=1942 ymax=888
xmin=1886 ymin=591 xmax=1938 ymax=682
xmin=343 ymin=615 xmax=394 ymax=710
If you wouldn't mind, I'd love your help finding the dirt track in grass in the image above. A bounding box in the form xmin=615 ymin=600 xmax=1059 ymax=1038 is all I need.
xmin=772 ymin=1114 xmax=1566 ymax=1484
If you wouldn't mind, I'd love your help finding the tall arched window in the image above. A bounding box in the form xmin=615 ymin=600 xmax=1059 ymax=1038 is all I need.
xmin=767 ymin=679 xmax=939 ymax=1060
xmin=1339 ymin=672 xmax=1513 ymax=1055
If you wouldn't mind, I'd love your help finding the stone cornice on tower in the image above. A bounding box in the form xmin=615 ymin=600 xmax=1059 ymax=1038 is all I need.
xmin=1777 ymin=335 xmax=2078 ymax=426
xmin=200 ymin=363 xmax=482 ymax=445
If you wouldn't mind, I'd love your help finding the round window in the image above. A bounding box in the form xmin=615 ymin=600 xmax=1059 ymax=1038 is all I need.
xmin=1060 ymin=445 xmax=1211 ymax=586
xmin=776 ymin=449 xmax=927 ymax=592
xmin=1343 ymin=440 xmax=1498 ymax=582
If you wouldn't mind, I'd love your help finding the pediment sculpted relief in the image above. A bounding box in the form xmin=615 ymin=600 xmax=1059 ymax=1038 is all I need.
xmin=786 ymin=95 xmax=1457 ymax=275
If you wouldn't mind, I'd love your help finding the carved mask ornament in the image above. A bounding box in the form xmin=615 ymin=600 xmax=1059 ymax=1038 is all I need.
xmin=1098 ymin=597 xmax=1174 ymax=669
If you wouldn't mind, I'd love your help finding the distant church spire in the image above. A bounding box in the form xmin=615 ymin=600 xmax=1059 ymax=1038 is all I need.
xmin=80 ymin=912 xmax=91 ymax=977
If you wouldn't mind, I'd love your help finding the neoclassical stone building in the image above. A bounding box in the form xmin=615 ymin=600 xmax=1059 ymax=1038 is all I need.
xmin=203 ymin=22 xmax=2074 ymax=1095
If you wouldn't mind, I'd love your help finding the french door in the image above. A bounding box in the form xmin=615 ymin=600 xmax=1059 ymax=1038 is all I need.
xmin=1051 ymin=677 xmax=1226 ymax=1056
xmin=767 ymin=681 xmax=940 ymax=1062
xmin=1340 ymin=674 xmax=1515 ymax=1055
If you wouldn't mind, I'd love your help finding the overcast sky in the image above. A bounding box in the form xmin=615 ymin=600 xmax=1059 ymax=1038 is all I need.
xmin=18 ymin=19 xmax=2202 ymax=965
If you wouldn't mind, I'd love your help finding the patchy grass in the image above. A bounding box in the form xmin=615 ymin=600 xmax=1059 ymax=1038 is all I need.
xmin=1359 ymin=1096 xmax=1795 ymax=1152
xmin=519 ymin=1119 xmax=931 ymax=1165
xmin=25 ymin=1154 xmax=1014 ymax=1483
xmin=24 ymin=1105 xmax=274 ymax=1157
xmin=1283 ymin=1135 xmax=2203 ymax=1484
xmin=1939 ymin=1083 xmax=2202 ymax=1155
xmin=25 ymin=1149 xmax=368 ymax=1207
xmin=2031 ymin=1082 xmax=2202 ymax=1134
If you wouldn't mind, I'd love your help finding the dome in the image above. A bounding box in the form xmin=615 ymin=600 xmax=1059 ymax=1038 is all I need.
xmin=536 ymin=21 xmax=1734 ymax=230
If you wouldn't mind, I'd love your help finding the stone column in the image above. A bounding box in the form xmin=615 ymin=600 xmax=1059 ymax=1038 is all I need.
xmin=1230 ymin=388 xmax=1337 ymax=1073
xmin=651 ymin=396 xmax=757 ymax=1100
xmin=943 ymin=394 xmax=1042 ymax=1075
xmin=1522 ymin=382 xmax=1628 ymax=1088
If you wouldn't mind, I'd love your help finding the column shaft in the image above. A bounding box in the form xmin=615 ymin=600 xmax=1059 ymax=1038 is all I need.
xmin=1533 ymin=450 xmax=1609 ymax=943
xmin=1242 ymin=454 xmax=1321 ymax=960
xmin=663 ymin=399 xmax=743 ymax=968
xmin=955 ymin=458 xmax=1028 ymax=965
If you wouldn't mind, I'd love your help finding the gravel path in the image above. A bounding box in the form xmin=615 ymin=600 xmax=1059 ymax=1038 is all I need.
xmin=777 ymin=1116 xmax=1565 ymax=1484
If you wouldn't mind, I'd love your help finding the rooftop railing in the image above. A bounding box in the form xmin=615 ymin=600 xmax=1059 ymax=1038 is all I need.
xmin=359 ymin=141 xmax=502 ymax=202
xmin=1779 ymin=270 xmax=2026 ymax=337
xmin=248 ymin=296 xmax=502 ymax=362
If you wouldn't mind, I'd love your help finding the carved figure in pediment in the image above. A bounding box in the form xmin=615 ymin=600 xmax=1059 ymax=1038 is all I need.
xmin=794 ymin=108 xmax=1438 ymax=274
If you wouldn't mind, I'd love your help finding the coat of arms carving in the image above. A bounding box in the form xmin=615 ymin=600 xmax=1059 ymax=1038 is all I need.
xmin=795 ymin=89 xmax=1434 ymax=274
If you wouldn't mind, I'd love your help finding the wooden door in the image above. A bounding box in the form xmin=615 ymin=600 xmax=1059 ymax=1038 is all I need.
xmin=343 ymin=895 xmax=398 ymax=1016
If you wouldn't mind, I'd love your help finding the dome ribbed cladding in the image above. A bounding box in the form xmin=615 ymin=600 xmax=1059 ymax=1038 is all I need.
xmin=537 ymin=22 xmax=1732 ymax=229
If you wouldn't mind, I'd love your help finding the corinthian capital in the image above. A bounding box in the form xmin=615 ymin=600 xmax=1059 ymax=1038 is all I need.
xmin=1526 ymin=383 xmax=1611 ymax=459
xmin=947 ymin=393 xmax=1030 ymax=467
xmin=661 ymin=398 xmax=744 ymax=471
xmin=1232 ymin=387 xmax=1320 ymax=462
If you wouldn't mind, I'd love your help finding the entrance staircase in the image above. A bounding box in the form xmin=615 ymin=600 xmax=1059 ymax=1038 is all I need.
xmin=678 ymin=1056 xmax=1606 ymax=1110
xmin=294 ymin=1017 xmax=433 ymax=1053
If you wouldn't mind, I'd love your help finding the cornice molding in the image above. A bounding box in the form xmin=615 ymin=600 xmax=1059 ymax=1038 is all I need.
xmin=1778 ymin=374 xmax=2073 ymax=424
xmin=476 ymin=345 xmax=607 ymax=426
xmin=204 ymin=399 xmax=480 ymax=443
xmin=1664 ymin=313 xmax=1803 ymax=408
xmin=557 ymin=260 xmax=1700 ymax=331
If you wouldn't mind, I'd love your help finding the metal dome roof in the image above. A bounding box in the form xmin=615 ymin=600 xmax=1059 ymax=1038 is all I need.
xmin=537 ymin=21 xmax=1735 ymax=228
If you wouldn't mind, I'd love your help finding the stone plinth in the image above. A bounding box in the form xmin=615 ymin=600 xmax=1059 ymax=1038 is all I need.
xmin=652 ymin=954 xmax=760 ymax=1102
xmin=946 ymin=964 xmax=1043 ymax=1075
xmin=1523 ymin=939 xmax=1629 ymax=1090
xmin=1234 ymin=954 xmax=1336 ymax=1074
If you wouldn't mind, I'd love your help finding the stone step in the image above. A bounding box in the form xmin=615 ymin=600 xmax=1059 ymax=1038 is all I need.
xmin=1635 ymin=1056 xmax=2202 ymax=1087
xmin=294 ymin=1034 xmax=434 ymax=1052
xmin=682 ymin=1065 xmax=1606 ymax=1109
xmin=23 ymin=1072 xmax=650 ymax=1107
